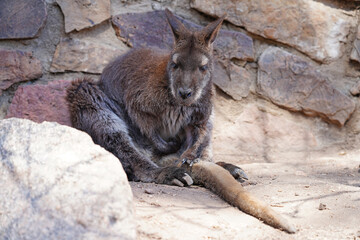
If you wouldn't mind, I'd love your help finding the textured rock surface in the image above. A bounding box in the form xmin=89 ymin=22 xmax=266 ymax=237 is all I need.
xmin=213 ymin=61 xmax=252 ymax=100
xmin=350 ymin=25 xmax=360 ymax=63
xmin=257 ymin=47 xmax=355 ymax=127
xmin=112 ymin=11 xmax=254 ymax=60
xmin=0 ymin=118 xmax=136 ymax=240
xmin=191 ymin=0 xmax=357 ymax=62
xmin=213 ymin=101 xmax=319 ymax=162
xmin=0 ymin=50 xmax=43 ymax=94
xmin=6 ymin=80 xmax=71 ymax=126
xmin=50 ymin=38 xmax=127 ymax=74
xmin=56 ymin=0 xmax=111 ymax=33
xmin=350 ymin=81 xmax=360 ymax=96
xmin=112 ymin=10 xmax=254 ymax=100
xmin=0 ymin=0 xmax=47 ymax=39
xmin=1 ymin=2 xmax=360 ymax=238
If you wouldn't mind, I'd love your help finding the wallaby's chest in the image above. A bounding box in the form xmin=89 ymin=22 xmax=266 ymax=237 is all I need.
xmin=159 ymin=105 xmax=193 ymax=141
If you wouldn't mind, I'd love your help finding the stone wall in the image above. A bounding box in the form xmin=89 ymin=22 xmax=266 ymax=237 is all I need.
xmin=0 ymin=0 xmax=360 ymax=163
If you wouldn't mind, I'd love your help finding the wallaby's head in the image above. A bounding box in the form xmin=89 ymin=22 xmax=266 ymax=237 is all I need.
xmin=165 ymin=9 xmax=225 ymax=106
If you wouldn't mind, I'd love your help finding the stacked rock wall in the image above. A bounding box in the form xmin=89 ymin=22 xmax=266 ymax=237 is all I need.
xmin=0 ymin=0 xmax=360 ymax=163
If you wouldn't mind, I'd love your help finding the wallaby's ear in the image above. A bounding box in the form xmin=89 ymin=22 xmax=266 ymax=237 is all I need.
xmin=201 ymin=14 xmax=226 ymax=46
xmin=165 ymin=8 xmax=189 ymax=41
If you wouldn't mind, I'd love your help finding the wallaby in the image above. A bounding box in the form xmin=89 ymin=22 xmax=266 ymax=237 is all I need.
xmin=66 ymin=9 xmax=296 ymax=233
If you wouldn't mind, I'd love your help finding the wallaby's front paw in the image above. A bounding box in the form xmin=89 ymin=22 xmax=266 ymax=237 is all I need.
xmin=156 ymin=166 xmax=193 ymax=187
xmin=216 ymin=162 xmax=249 ymax=183
xmin=180 ymin=157 xmax=199 ymax=167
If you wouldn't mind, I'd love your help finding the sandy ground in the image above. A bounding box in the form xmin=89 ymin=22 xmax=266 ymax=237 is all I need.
xmin=130 ymin=150 xmax=360 ymax=240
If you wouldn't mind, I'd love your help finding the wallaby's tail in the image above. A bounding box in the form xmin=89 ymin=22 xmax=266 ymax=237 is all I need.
xmin=189 ymin=161 xmax=296 ymax=234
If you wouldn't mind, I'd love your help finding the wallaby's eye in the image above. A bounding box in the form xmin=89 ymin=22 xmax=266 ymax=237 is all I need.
xmin=171 ymin=62 xmax=179 ymax=70
xmin=199 ymin=64 xmax=208 ymax=72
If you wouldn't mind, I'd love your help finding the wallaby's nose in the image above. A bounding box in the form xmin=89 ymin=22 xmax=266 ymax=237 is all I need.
xmin=178 ymin=88 xmax=192 ymax=100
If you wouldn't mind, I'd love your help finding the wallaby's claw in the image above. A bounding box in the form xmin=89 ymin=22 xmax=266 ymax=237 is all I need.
xmin=156 ymin=166 xmax=193 ymax=187
xmin=172 ymin=173 xmax=193 ymax=186
xmin=233 ymin=167 xmax=248 ymax=183
xmin=216 ymin=162 xmax=249 ymax=183
xmin=172 ymin=179 xmax=184 ymax=187
xmin=182 ymin=173 xmax=194 ymax=185
xmin=181 ymin=158 xmax=187 ymax=165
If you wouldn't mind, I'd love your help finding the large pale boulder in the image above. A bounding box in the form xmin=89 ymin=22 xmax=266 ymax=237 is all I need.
xmin=257 ymin=47 xmax=355 ymax=127
xmin=0 ymin=118 xmax=136 ymax=240
xmin=191 ymin=0 xmax=357 ymax=62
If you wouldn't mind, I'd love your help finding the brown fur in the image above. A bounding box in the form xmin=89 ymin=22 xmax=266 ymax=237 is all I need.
xmin=186 ymin=162 xmax=296 ymax=233
xmin=66 ymin=9 xmax=296 ymax=233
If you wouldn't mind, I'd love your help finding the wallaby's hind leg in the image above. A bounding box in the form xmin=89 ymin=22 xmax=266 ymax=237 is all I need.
xmin=67 ymin=78 xmax=193 ymax=186
xmin=200 ymin=136 xmax=249 ymax=182
xmin=181 ymin=125 xmax=249 ymax=182
xmin=203 ymin=142 xmax=249 ymax=182
xmin=216 ymin=162 xmax=249 ymax=183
